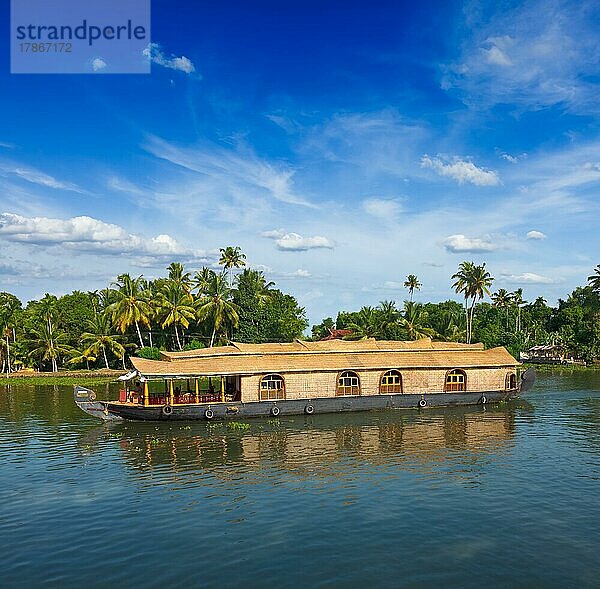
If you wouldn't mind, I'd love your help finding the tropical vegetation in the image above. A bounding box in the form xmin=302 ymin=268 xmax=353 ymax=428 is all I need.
xmin=0 ymin=255 xmax=599 ymax=372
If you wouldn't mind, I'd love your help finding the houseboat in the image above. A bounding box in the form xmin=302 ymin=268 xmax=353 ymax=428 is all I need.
xmin=74 ymin=337 xmax=535 ymax=421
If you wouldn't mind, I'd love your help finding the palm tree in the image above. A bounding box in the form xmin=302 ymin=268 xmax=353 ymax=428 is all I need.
xmin=587 ymin=265 xmax=600 ymax=293
xmin=109 ymin=273 xmax=151 ymax=348
xmin=492 ymin=289 xmax=513 ymax=328
xmin=167 ymin=262 xmax=192 ymax=294
xmin=452 ymin=261 xmax=476 ymax=343
xmin=438 ymin=310 xmax=466 ymax=342
xmin=158 ymin=282 xmax=197 ymax=350
xmin=196 ymin=272 xmax=240 ymax=347
xmin=467 ymin=263 xmax=494 ymax=342
xmin=81 ymin=314 xmax=125 ymax=369
xmin=452 ymin=262 xmax=493 ymax=343
xmin=403 ymin=274 xmax=422 ymax=302
xmin=237 ymin=268 xmax=275 ymax=304
xmin=400 ymin=301 xmax=436 ymax=340
xmin=192 ymin=267 xmax=216 ymax=296
xmin=219 ymin=246 xmax=247 ymax=288
xmin=67 ymin=348 xmax=97 ymax=370
xmin=378 ymin=300 xmax=400 ymax=336
xmin=29 ymin=319 xmax=71 ymax=372
xmin=346 ymin=307 xmax=383 ymax=340
xmin=511 ymin=288 xmax=527 ymax=333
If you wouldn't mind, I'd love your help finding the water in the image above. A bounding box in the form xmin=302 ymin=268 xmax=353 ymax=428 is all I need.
xmin=1 ymin=372 xmax=599 ymax=588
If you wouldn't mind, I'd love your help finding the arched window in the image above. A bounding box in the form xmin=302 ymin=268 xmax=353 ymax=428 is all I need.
xmin=337 ymin=371 xmax=360 ymax=396
xmin=445 ymin=369 xmax=466 ymax=392
xmin=260 ymin=374 xmax=285 ymax=400
xmin=380 ymin=370 xmax=403 ymax=394
xmin=505 ymin=373 xmax=517 ymax=390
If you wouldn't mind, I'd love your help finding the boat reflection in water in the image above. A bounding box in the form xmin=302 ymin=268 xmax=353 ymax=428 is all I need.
xmin=83 ymin=404 xmax=524 ymax=483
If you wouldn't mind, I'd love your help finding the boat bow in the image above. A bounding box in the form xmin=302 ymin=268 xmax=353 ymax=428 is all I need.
xmin=74 ymin=386 xmax=123 ymax=421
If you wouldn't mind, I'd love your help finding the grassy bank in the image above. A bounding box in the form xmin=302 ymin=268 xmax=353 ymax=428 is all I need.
xmin=0 ymin=370 xmax=121 ymax=386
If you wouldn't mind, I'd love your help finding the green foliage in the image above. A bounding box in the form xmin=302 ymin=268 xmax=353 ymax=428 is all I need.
xmin=137 ymin=347 xmax=162 ymax=360
xmin=232 ymin=269 xmax=307 ymax=342
xmin=2 ymin=255 xmax=599 ymax=372
xmin=183 ymin=339 xmax=205 ymax=351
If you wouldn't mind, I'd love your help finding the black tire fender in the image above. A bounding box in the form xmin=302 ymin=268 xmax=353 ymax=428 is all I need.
xmin=480 ymin=395 xmax=487 ymax=404
xmin=162 ymin=404 xmax=173 ymax=416
xmin=304 ymin=404 xmax=315 ymax=415
xmin=271 ymin=405 xmax=281 ymax=417
xmin=204 ymin=409 xmax=214 ymax=420
xmin=418 ymin=399 xmax=427 ymax=408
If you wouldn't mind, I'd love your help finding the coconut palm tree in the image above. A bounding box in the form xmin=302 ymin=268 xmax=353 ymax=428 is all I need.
xmin=67 ymin=348 xmax=97 ymax=370
xmin=511 ymin=288 xmax=527 ymax=333
xmin=400 ymin=301 xmax=436 ymax=340
xmin=192 ymin=267 xmax=216 ymax=296
xmin=158 ymin=282 xmax=197 ymax=350
xmin=467 ymin=263 xmax=494 ymax=341
xmin=452 ymin=261 xmax=476 ymax=343
xmin=587 ymin=265 xmax=600 ymax=293
xmin=237 ymin=268 xmax=275 ymax=304
xmin=196 ymin=272 xmax=240 ymax=347
xmin=109 ymin=273 xmax=151 ymax=348
xmin=29 ymin=319 xmax=71 ymax=372
xmin=346 ymin=307 xmax=383 ymax=340
xmin=492 ymin=288 xmax=513 ymax=328
xmin=378 ymin=300 xmax=400 ymax=336
xmin=81 ymin=314 xmax=125 ymax=369
xmin=219 ymin=246 xmax=247 ymax=288
xmin=451 ymin=262 xmax=493 ymax=343
xmin=167 ymin=262 xmax=192 ymax=295
xmin=403 ymin=275 xmax=421 ymax=302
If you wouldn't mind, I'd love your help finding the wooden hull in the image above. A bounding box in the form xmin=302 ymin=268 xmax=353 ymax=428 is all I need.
xmin=75 ymin=388 xmax=521 ymax=422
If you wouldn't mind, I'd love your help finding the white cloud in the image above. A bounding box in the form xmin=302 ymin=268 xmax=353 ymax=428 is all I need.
xmin=501 ymin=272 xmax=559 ymax=284
xmin=261 ymin=229 xmax=333 ymax=251
xmin=92 ymin=58 xmax=107 ymax=72
xmin=0 ymin=163 xmax=84 ymax=193
xmin=442 ymin=234 xmax=499 ymax=253
xmin=144 ymin=135 xmax=314 ymax=208
xmin=143 ymin=43 xmax=196 ymax=74
xmin=292 ymin=268 xmax=311 ymax=277
xmin=499 ymin=151 xmax=527 ymax=163
xmin=260 ymin=228 xmax=285 ymax=239
xmin=0 ymin=212 xmax=208 ymax=262
xmin=442 ymin=0 xmax=600 ymax=114
xmin=485 ymin=42 xmax=513 ymax=67
xmin=526 ymin=230 xmax=546 ymax=240
xmin=421 ymin=155 xmax=500 ymax=186
xmin=362 ymin=198 xmax=403 ymax=220
xmin=264 ymin=231 xmax=333 ymax=252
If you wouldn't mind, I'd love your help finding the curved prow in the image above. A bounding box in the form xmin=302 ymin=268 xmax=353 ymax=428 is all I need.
xmin=519 ymin=367 xmax=536 ymax=393
xmin=74 ymin=386 xmax=123 ymax=421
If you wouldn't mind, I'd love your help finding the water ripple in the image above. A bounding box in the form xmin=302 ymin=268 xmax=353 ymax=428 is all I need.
xmin=0 ymin=379 xmax=599 ymax=587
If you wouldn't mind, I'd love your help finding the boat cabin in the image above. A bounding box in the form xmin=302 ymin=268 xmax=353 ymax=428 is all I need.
xmin=122 ymin=338 xmax=520 ymax=406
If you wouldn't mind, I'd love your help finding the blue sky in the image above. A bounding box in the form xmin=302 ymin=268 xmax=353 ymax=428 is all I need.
xmin=1 ymin=0 xmax=599 ymax=324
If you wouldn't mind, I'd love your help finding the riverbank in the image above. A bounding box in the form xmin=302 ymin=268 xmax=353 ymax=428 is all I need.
xmin=522 ymin=362 xmax=600 ymax=372
xmin=0 ymin=369 xmax=121 ymax=386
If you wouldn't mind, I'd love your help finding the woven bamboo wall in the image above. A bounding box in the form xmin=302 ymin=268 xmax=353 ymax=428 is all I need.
xmin=240 ymin=367 xmax=516 ymax=402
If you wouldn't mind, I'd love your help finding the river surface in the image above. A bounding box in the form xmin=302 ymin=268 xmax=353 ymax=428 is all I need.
xmin=1 ymin=371 xmax=599 ymax=588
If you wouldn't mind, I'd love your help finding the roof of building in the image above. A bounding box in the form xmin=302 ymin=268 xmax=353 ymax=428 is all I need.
xmin=132 ymin=338 xmax=517 ymax=378
xmin=320 ymin=328 xmax=354 ymax=340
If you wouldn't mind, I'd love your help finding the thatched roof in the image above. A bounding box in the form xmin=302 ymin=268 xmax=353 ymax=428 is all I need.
xmin=131 ymin=338 xmax=517 ymax=378
xmin=159 ymin=338 xmax=484 ymax=360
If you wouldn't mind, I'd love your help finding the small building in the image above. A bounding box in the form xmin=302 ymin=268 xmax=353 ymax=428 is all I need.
xmin=320 ymin=328 xmax=354 ymax=341
xmin=519 ymin=345 xmax=581 ymax=365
